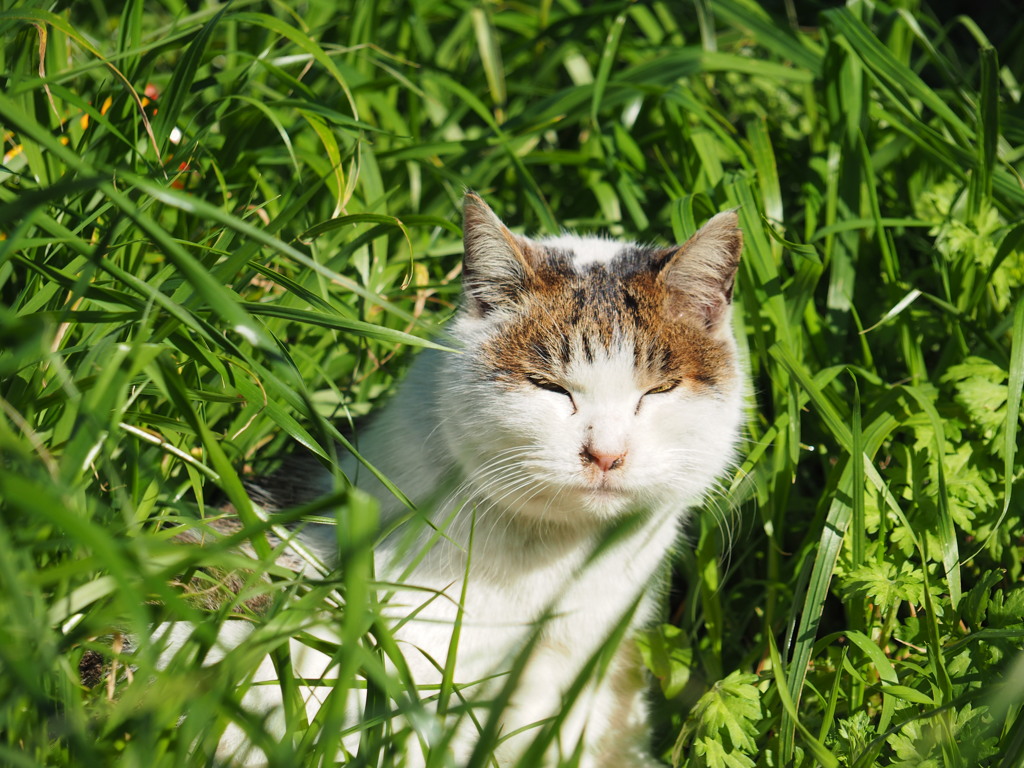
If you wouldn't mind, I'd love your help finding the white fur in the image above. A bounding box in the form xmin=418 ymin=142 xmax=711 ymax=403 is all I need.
xmin=293 ymin=314 xmax=743 ymax=766
xmin=539 ymin=234 xmax=630 ymax=267
xmin=158 ymin=214 xmax=745 ymax=767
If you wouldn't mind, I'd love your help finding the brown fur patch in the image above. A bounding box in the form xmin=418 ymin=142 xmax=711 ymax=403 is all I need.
xmin=79 ymin=513 xmax=302 ymax=690
xmin=171 ymin=519 xmax=275 ymax=616
xmin=78 ymin=648 xmax=107 ymax=688
xmin=478 ymin=242 xmax=737 ymax=392
xmin=174 ymin=565 xmax=274 ymax=616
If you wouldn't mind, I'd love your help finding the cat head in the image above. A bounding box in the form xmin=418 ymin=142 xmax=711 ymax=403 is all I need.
xmin=442 ymin=193 xmax=744 ymax=526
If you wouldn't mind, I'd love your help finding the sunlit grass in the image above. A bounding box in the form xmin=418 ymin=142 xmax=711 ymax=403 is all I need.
xmin=2 ymin=1 xmax=1024 ymax=766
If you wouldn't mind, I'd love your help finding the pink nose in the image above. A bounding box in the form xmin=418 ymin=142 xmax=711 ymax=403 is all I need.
xmin=581 ymin=446 xmax=626 ymax=472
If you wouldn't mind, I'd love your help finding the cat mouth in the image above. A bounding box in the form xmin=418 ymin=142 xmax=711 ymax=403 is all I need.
xmin=579 ymin=482 xmax=629 ymax=499
xmin=541 ymin=481 xmax=628 ymax=500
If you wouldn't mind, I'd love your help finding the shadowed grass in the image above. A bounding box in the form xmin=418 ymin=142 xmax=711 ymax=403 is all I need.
xmin=2 ymin=1 xmax=1024 ymax=766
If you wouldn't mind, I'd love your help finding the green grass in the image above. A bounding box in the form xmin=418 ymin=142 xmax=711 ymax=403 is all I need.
xmin=2 ymin=0 xmax=1024 ymax=766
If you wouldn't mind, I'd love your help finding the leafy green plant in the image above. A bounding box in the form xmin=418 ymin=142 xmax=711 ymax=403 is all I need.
xmin=2 ymin=0 xmax=1023 ymax=766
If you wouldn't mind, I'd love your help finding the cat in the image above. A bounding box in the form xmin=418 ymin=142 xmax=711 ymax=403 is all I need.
xmin=162 ymin=193 xmax=745 ymax=767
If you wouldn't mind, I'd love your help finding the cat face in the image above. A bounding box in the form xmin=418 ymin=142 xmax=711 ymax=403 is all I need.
xmin=440 ymin=195 xmax=744 ymax=525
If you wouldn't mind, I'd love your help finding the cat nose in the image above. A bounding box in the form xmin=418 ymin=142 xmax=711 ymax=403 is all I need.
xmin=581 ymin=445 xmax=626 ymax=472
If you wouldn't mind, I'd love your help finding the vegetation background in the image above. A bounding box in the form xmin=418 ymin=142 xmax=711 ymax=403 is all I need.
xmin=2 ymin=0 xmax=1023 ymax=765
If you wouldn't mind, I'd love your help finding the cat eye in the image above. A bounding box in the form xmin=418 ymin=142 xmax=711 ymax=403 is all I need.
xmin=527 ymin=375 xmax=571 ymax=397
xmin=645 ymin=383 xmax=676 ymax=396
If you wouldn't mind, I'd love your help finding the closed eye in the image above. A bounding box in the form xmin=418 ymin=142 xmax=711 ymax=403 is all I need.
xmin=528 ymin=375 xmax=571 ymax=397
xmin=635 ymin=381 xmax=676 ymax=414
xmin=645 ymin=382 xmax=676 ymax=396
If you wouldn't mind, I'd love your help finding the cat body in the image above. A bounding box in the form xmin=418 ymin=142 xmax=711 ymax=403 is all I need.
xmin=184 ymin=195 xmax=745 ymax=767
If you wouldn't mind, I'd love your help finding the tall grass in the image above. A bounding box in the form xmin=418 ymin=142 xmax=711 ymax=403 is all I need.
xmin=2 ymin=0 xmax=1023 ymax=766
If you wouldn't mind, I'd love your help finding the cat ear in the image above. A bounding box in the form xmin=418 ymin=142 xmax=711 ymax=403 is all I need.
xmin=661 ymin=211 xmax=742 ymax=332
xmin=461 ymin=193 xmax=535 ymax=317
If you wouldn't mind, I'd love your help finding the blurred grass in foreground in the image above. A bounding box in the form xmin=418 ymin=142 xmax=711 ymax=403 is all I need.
xmin=2 ymin=0 xmax=1024 ymax=765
